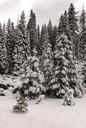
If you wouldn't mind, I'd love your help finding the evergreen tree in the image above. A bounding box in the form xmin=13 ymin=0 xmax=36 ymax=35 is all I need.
xmin=68 ymin=3 xmax=78 ymax=33
xmin=20 ymin=48 xmax=45 ymax=98
xmin=13 ymin=11 xmax=30 ymax=75
xmin=0 ymin=23 xmax=7 ymax=73
xmin=47 ymin=20 xmax=53 ymax=50
xmin=58 ymin=11 xmax=71 ymax=40
xmin=41 ymin=42 xmax=53 ymax=92
xmin=13 ymin=89 xmax=28 ymax=112
xmin=63 ymin=10 xmax=71 ymax=40
xmin=80 ymin=64 xmax=86 ymax=95
xmin=80 ymin=6 xmax=86 ymax=32
xmin=79 ymin=7 xmax=86 ymax=59
xmin=51 ymin=34 xmax=81 ymax=97
xmin=6 ymin=19 xmax=15 ymax=74
xmin=40 ymin=24 xmax=49 ymax=55
xmin=27 ymin=10 xmax=38 ymax=54
xmin=82 ymin=64 xmax=86 ymax=84
xmin=52 ymin=25 xmax=58 ymax=51
xmin=37 ymin=25 xmax=41 ymax=56
xmin=58 ymin=15 xmax=65 ymax=35
xmin=79 ymin=28 xmax=86 ymax=59
xmin=68 ymin=3 xmax=79 ymax=57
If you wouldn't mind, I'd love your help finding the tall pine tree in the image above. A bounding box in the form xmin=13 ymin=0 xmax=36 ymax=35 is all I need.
xmin=20 ymin=48 xmax=45 ymax=98
xmin=27 ymin=10 xmax=38 ymax=55
xmin=58 ymin=15 xmax=65 ymax=35
xmin=80 ymin=6 xmax=86 ymax=32
xmin=78 ymin=6 xmax=86 ymax=59
xmin=13 ymin=11 xmax=30 ymax=75
xmin=51 ymin=34 xmax=82 ymax=97
xmin=52 ymin=25 xmax=58 ymax=51
xmin=68 ymin=3 xmax=79 ymax=57
xmin=0 ymin=23 xmax=7 ymax=74
xmin=41 ymin=30 xmax=53 ymax=92
xmin=6 ymin=19 xmax=15 ymax=74
xmin=47 ymin=20 xmax=53 ymax=50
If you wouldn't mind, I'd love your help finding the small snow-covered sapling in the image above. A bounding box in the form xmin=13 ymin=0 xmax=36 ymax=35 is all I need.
xmin=36 ymin=94 xmax=45 ymax=104
xmin=63 ymin=88 xmax=75 ymax=106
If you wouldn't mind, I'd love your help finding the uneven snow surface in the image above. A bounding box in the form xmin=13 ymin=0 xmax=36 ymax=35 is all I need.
xmin=0 ymin=96 xmax=86 ymax=128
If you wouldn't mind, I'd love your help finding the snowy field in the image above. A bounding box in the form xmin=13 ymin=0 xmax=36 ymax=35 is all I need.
xmin=0 ymin=96 xmax=86 ymax=128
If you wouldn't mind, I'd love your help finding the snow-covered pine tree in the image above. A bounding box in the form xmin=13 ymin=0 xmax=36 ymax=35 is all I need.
xmin=13 ymin=11 xmax=30 ymax=75
xmin=80 ymin=6 xmax=86 ymax=32
xmin=52 ymin=25 xmax=58 ymax=51
xmin=38 ymin=24 xmax=45 ymax=56
xmin=47 ymin=20 xmax=53 ymax=50
xmin=13 ymin=49 xmax=45 ymax=112
xmin=51 ymin=34 xmax=82 ymax=97
xmin=79 ymin=28 xmax=86 ymax=59
xmin=63 ymin=88 xmax=75 ymax=106
xmin=68 ymin=3 xmax=79 ymax=57
xmin=40 ymin=24 xmax=54 ymax=93
xmin=13 ymin=83 xmax=28 ymax=112
xmin=41 ymin=41 xmax=53 ymax=92
xmin=6 ymin=19 xmax=16 ymax=74
xmin=36 ymin=25 xmax=41 ymax=56
xmin=80 ymin=64 xmax=86 ymax=95
xmin=79 ymin=7 xmax=86 ymax=59
xmin=40 ymin=24 xmax=49 ymax=55
xmin=63 ymin=10 xmax=71 ymax=40
xmin=68 ymin=3 xmax=78 ymax=33
xmin=82 ymin=64 xmax=86 ymax=83
xmin=0 ymin=23 xmax=7 ymax=74
xmin=20 ymin=48 xmax=45 ymax=99
xmin=27 ymin=10 xmax=38 ymax=55
xmin=58 ymin=11 xmax=71 ymax=40
xmin=58 ymin=15 xmax=65 ymax=36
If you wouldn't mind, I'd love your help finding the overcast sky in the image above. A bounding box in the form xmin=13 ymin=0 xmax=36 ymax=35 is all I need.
xmin=0 ymin=0 xmax=86 ymax=25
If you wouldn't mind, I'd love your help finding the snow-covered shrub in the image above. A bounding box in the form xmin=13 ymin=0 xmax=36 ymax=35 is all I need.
xmin=35 ymin=94 xmax=45 ymax=104
xmin=63 ymin=88 xmax=75 ymax=106
xmin=13 ymin=93 xmax=28 ymax=112
xmin=82 ymin=64 xmax=86 ymax=85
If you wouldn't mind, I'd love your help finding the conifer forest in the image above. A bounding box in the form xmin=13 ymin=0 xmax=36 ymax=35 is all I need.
xmin=0 ymin=2 xmax=86 ymax=128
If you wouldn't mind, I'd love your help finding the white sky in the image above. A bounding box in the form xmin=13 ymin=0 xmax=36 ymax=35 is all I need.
xmin=0 ymin=0 xmax=86 ymax=25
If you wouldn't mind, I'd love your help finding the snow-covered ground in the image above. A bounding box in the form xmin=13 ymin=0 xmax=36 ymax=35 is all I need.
xmin=0 ymin=96 xmax=86 ymax=128
xmin=0 ymin=60 xmax=86 ymax=128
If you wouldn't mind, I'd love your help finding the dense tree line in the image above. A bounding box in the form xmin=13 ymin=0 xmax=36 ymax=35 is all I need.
xmin=0 ymin=3 xmax=86 ymax=98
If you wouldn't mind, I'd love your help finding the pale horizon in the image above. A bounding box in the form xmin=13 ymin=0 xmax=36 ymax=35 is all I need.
xmin=0 ymin=0 xmax=86 ymax=26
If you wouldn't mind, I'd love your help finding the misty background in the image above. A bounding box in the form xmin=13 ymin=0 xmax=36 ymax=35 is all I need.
xmin=0 ymin=0 xmax=85 ymax=25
